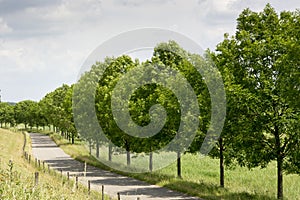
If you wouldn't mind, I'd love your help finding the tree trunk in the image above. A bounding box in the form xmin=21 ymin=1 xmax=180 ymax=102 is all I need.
xmin=177 ymin=151 xmax=182 ymax=178
xmin=219 ymin=137 xmax=225 ymax=187
xmin=108 ymin=144 xmax=112 ymax=161
xmin=149 ymin=152 xmax=153 ymax=172
xmin=277 ymin=156 xmax=283 ymax=199
xmin=89 ymin=141 xmax=92 ymax=155
xmin=275 ymin=125 xmax=283 ymax=199
xmin=71 ymin=134 xmax=75 ymax=144
xmin=96 ymin=140 xmax=100 ymax=158
xmin=126 ymin=150 xmax=131 ymax=166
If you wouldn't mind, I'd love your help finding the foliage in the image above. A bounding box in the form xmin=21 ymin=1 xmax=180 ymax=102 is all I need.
xmin=4 ymin=4 xmax=299 ymax=199
xmin=14 ymin=100 xmax=38 ymax=128
xmin=0 ymin=102 xmax=15 ymax=127
xmin=213 ymin=4 xmax=300 ymax=199
xmin=40 ymin=84 xmax=77 ymax=143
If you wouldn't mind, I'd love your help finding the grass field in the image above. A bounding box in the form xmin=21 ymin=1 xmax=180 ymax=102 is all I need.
xmin=47 ymin=131 xmax=300 ymax=200
xmin=0 ymin=128 xmax=109 ymax=200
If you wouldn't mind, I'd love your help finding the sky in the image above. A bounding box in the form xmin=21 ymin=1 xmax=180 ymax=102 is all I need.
xmin=0 ymin=0 xmax=299 ymax=102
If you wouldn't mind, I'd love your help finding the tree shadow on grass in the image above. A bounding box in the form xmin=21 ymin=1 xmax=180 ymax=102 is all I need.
xmin=163 ymin=180 xmax=276 ymax=200
xmin=132 ymin=171 xmax=177 ymax=184
xmin=40 ymin=133 xmax=276 ymax=200
xmin=71 ymin=154 xmax=276 ymax=200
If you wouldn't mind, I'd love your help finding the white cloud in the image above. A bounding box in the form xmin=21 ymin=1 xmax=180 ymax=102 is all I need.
xmin=0 ymin=18 xmax=12 ymax=34
xmin=0 ymin=43 xmax=44 ymax=73
xmin=113 ymin=0 xmax=175 ymax=7
xmin=40 ymin=0 xmax=102 ymax=22
xmin=0 ymin=0 xmax=299 ymax=102
xmin=231 ymin=0 xmax=300 ymax=12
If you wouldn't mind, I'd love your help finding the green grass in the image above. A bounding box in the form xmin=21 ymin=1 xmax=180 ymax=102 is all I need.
xmin=46 ymin=131 xmax=300 ymax=200
xmin=0 ymin=128 xmax=110 ymax=200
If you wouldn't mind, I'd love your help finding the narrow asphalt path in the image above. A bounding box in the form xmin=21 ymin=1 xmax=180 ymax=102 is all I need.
xmin=29 ymin=133 xmax=202 ymax=200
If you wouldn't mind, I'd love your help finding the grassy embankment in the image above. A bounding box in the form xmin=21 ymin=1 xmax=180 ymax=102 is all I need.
xmin=45 ymin=131 xmax=300 ymax=200
xmin=0 ymin=128 xmax=109 ymax=200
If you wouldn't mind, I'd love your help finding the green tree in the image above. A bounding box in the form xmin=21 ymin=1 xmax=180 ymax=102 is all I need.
xmin=95 ymin=55 xmax=138 ymax=165
xmin=214 ymin=4 xmax=300 ymax=199
xmin=0 ymin=102 xmax=15 ymax=127
xmin=128 ymin=67 xmax=181 ymax=171
xmin=62 ymin=85 xmax=77 ymax=144
xmin=37 ymin=101 xmax=49 ymax=130
xmin=74 ymin=41 xmax=220 ymax=174
xmin=152 ymin=41 xmax=210 ymax=178
xmin=14 ymin=100 xmax=37 ymax=129
xmin=40 ymin=84 xmax=74 ymax=140
xmin=73 ymin=67 xmax=99 ymax=155
xmin=27 ymin=100 xmax=40 ymax=129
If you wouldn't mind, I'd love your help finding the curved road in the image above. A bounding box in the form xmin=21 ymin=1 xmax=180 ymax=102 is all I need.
xmin=29 ymin=133 xmax=202 ymax=200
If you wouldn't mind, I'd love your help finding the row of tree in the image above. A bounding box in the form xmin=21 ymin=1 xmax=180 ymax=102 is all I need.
xmin=73 ymin=40 xmax=213 ymax=173
xmin=0 ymin=84 xmax=76 ymax=143
xmin=0 ymin=4 xmax=299 ymax=199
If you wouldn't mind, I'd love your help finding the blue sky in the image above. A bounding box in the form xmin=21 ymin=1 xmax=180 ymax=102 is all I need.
xmin=0 ymin=0 xmax=299 ymax=102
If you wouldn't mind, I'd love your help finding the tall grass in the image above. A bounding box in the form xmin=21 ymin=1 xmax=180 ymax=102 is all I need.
xmin=0 ymin=128 xmax=110 ymax=200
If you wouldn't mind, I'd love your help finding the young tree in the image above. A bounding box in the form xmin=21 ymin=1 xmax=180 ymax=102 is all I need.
xmin=0 ymin=102 xmax=15 ymax=127
xmin=214 ymin=4 xmax=300 ymax=199
xmin=37 ymin=101 xmax=49 ymax=130
xmin=152 ymin=41 xmax=211 ymax=178
xmin=62 ymin=85 xmax=77 ymax=144
xmin=14 ymin=100 xmax=37 ymax=129
xmin=40 ymin=84 xmax=74 ymax=139
xmin=95 ymin=55 xmax=138 ymax=166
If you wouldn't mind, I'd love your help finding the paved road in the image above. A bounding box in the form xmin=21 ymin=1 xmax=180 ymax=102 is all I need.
xmin=29 ymin=133 xmax=202 ymax=200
